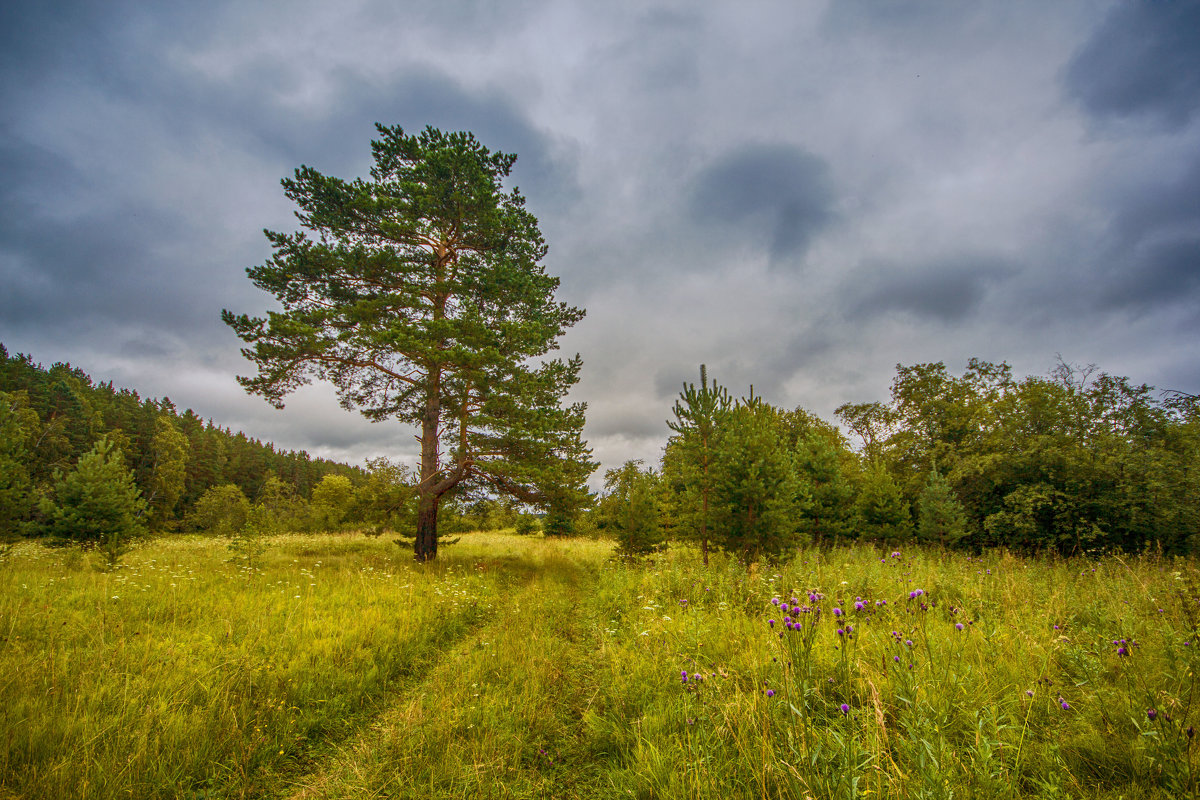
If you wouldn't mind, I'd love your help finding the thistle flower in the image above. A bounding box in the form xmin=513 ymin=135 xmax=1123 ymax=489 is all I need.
xmin=682 ymin=670 xmax=688 ymax=683
xmin=766 ymin=689 xmax=776 ymax=698
xmin=1059 ymin=698 xmax=1070 ymax=710
xmin=833 ymin=607 xmax=843 ymax=617
xmin=768 ymin=619 xmax=775 ymax=628
xmin=1147 ymin=708 xmax=1158 ymax=721
xmin=955 ymin=623 xmax=964 ymax=631
xmin=840 ymin=703 xmax=850 ymax=715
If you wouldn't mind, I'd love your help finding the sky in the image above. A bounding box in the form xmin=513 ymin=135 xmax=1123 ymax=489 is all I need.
xmin=2 ymin=0 xmax=1199 ymax=487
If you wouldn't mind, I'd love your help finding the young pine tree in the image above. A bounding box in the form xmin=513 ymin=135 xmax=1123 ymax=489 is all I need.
xmin=709 ymin=400 xmax=809 ymax=562
xmin=45 ymin=436 xmax=148 ymax=568
xmin=664 ymin=365 xmax=732 ymax=564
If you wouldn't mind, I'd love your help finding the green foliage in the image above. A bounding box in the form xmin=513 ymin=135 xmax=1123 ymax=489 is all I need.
xmin=663 ymin=365 xmax=732 ymax=561
xmin=853 ymin=461 xmax=912 ymax=543
xmin=189 ymin=483 xmax=251 ymax=535
xmin=917 ymin=466 xmax=969 ymax=546
xmin=310 ymin=474 xmax=356 ymax=531
xmin=709 ymin=401 xmax=809 ymax=560
xmin=513 ymin=512 xmax=541 ymax=536
xmin=0 ymin=344 xmax=365 ymax=535
xmin=842 ymin=357 xmax=1200 ymax=555
xmin=222 ymin=125 xmax=595 ymax=560
xmin=355 ymin=457 xmax=416 ymax=536
xmin=43 ymin=436 xmax=148 ymax=567
xmin=602 ymin=460 xmax=665 ymax=557
xmin=0 ymin=390 xmax=40 ymax=544
xmin=146 ymin=416 xmax=189 ymax=530
xmin=256 ymin=474 xmax=307 ymax=533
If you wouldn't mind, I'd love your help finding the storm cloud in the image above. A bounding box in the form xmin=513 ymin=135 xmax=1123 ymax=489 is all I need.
xmin=1 ymin=0 xmax=1196 ymax=484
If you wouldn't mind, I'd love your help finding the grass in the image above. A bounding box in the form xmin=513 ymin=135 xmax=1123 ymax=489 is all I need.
xmin=1 ymin=533 xmax=1198 ymax=798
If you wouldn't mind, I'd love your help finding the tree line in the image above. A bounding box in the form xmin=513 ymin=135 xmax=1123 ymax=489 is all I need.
xmin=0 ymin=345 xmax=357 ymax=543
xmin=597 ymin=359 xmax=1200 ymax=559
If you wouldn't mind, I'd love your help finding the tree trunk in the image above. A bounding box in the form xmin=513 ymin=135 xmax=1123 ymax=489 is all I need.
xmin=415 ymin=490 xmax=439 ymax=562
xmin=415 ymin=363 xmax=442 ymax=562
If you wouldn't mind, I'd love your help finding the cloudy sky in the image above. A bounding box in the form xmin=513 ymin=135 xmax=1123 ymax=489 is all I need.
xmin=2 ymin=0 xmax=1199 ymax=485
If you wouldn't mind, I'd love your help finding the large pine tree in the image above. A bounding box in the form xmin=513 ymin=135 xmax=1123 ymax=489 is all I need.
xmin=223 ymin=125 xmax=594 ymax=560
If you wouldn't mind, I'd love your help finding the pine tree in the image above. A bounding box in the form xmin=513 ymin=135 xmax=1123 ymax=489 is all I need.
xmin=709 ymin=401 xmax=808 ymax=561
xmin=664 ymin=365 xmax=732 ymax=563
xmin=45 ymin=436 xmax=148 ymax=567
xmin=224 ymin=125 xmax=594 ymax=560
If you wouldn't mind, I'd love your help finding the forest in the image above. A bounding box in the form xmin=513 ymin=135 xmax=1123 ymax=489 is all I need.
xmin=605 ymin=358 xmax=1200 ymax=560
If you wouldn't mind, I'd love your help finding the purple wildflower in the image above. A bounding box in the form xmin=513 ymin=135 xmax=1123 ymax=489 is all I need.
xmin=840 ymin=703 xmax=850 ymax=715
xmin=766 ymin=689 xmax=775 ymax=698
xmin=955 ymin=623 xmax=964 ymax=631
xmin=1060 ymin=698 xmax=1070 ymax=710
xmin=833 ymin=607 xmax=843 ymax=617
xmin=1148 ymin=708 xmax=1158 ymax=721
xmin=768 ymin=619 xmax=775 ymax=628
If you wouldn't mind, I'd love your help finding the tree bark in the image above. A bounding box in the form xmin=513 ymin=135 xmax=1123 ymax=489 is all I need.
xmin=415 ymin=363 xmax=442 ymax=562
xmin=415 ymin=490 xmax=439 ymax=562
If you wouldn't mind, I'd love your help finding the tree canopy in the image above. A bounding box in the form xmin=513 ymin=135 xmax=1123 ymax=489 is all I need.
xmin=223 ymin=125 xmax=594 ymax=560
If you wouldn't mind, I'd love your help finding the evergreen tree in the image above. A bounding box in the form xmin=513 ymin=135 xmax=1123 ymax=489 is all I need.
xmin=224 ymin=125 xmax=594 ymax=561
xmin=664 ymin=365 xmax=732 ymax=563
xmin=602 ymin=460 xmax=665 ymax=558
xmin=0 ymin=390 xmax=40 ymax=544
xmin=917 ymin=466 xmax=969 ymax=547
xmin=854 ymin=462 xmax=912 ymax=544
xmin=709 ymin=400 xmax=808 ymax=561
xmin=45 ymin=437 xmax=147 ymax=567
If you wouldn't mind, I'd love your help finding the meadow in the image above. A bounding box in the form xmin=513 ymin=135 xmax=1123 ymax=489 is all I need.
xmin=1 ymin=532 xmax=1197 ymax=799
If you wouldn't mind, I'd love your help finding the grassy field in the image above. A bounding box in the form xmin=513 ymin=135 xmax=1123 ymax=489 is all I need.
xmin=2 ymin=532 xmax=1198 ymax=799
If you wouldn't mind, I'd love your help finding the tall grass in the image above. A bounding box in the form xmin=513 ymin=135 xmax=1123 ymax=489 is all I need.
xmin=2 ymin=534 xmax=1197 ymax=798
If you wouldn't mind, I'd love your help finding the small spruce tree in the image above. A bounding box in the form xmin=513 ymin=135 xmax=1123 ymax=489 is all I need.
xmin=918 ymin=466 xmax=969 ymax=547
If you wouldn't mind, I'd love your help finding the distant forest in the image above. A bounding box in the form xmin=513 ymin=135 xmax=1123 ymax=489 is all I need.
xmin=0 ymin=344 xmax=366 ymax=535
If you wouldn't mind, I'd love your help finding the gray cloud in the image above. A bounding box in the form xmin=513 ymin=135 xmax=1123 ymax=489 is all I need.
xmin=1100 ymin=237 xmax=1200 ymax=313
xmin=3 ymin=0 xmax=1198 ymax=486
xmin=844 ymin=258 xmax=1010 ymax=323
xmin=689 ymin=143 xmax=836 ymax=263
xmin=1064 ymin=1 xmax=1200 ymax=130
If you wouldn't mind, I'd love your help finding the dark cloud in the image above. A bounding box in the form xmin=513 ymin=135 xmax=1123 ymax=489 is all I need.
xmin=844 ymin=258 xmax=1010 ymax=322
xmin=1064 ymin=1 xmax=1200 ymax=129
xmin=689 ymin=143 xmax=836 ymax=262
xmin=1100 ymin=237 xmax=1200 ymax=313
